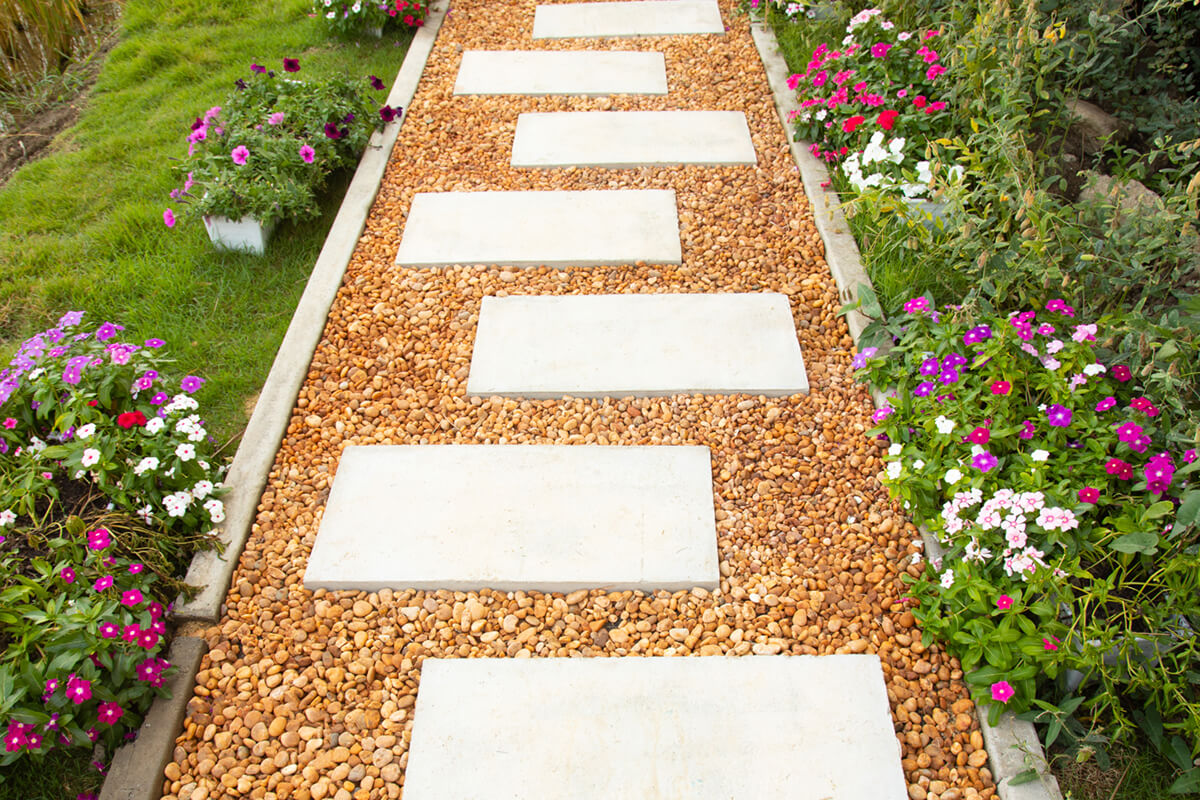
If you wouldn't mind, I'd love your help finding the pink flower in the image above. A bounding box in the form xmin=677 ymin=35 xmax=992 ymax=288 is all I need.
xmin=870 ymin=42 xmax=892 ymax=58
xmin=99 ymin=622 xmax=119 ymax=639
xmin=1078 ymin=487 xmax=1099 ymax=503
xmin=66 ymin=675 xmax=92 ymax=705
xmin=811 ymin=71 xmax=828 ymax=88
xmin=1116 ymin=421 xmax=1144 ymax=442
xmin=967 ymin=426 xmax=990 ymax=445
xmin=926 ymin=64 xmax=946 ymax=80
xmin=163 ymin=209 xmax=175 ymax=228
xmin=903 ymin=296 xmax=930 ymax=314
xmin=990 ymin=381 xmax=1011 ymax=395
xmin=1045 ymin=299 xmax=1075 ymax=316
xmin=267 ymin=112 xmax=285 ymax=125
xmin=1095 ymin=397 xmax=1116 ymax=412
xmin=990 ymin=680 xmax=1015 ymax=703
xmin=93 ymin=575 xmax=113 ymax=592
xmin=1185 ymin=449 xmax=1197 ymax=463
xmin=972 ymin=451 xmax=998 ymax=472
xmin=138 ymin=629 xmax=159 ymax=650
xmin=231 ymin=145 xmax=250 ymax=165
xmin=786 ymin=73 xmax=801 ymax=90
xmin=97 ymin=701 xmax=124 ymax=725
xmin=121 ymin=589 xmax=144 ymax=607
xmin=1043 ymin=637 xmax=1059 ymax=651
xmin=128 ymin=563 xmax=144 ymax=574
xmin=1018 ymin=420 xmax=1036 ymax=440
xmin=123 ymin=624 xmax=141 ymax=643
xmin=1072 ymin=324 xmax=1097 ymax=342
xmin=996 ymin=595 xmax=1013 ymax=610
xmin=299 ymin=144 xmax=315 ymax=164
xmin=1111 ymin=365 xmax=1132 ymax=382
xmin=87 ymin=528 xmax=111 ymax=551
xmin=61 ymin=567 xmax=76 ymax=583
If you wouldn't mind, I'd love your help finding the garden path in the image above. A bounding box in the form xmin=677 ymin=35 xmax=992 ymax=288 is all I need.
xmin=161 ymin=2 xmax=999 ymax=799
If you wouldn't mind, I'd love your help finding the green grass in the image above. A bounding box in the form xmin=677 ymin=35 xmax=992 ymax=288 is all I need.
xmin=1 ymin=745 xmax=105 ymax=800
xmin=1052 ymin=736 xmax=1197 ymax=800
xmin=0 ymin=0 xmax=415 ymax=445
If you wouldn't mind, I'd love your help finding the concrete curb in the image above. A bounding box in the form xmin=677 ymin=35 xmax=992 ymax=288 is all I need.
xmin=100 ymin=8 xmax=449 ymax=800
xmin=749 ymin=19 xmax=1063 ymax=800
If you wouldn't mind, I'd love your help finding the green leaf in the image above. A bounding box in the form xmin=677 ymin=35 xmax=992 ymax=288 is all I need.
xmin=1166 ymin=736 xmax=1192 ymax=772
xmin=1110 ymin=531 xmax=1159 ymax=554
xmin=1142 ymin=500 xmax=1175 ymax=522
xmin=856 ymin=283 xmax=883 ymax=319
xmin=1007 ymin=768 xmax=1040 ymax=786
xmin=1045 ymin=716 xmax=1063 ymax=748
xmin=1175 ymin=491 xmax=1200 ymax=528
xmin=1169 ymin=767 xmax=1200 ymax=794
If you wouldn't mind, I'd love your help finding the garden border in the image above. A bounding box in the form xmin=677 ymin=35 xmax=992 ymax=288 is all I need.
xmin=97 ymin=5 xmax=450 ymax=799
xmin=749 ymin=19 xmax=1064 ymax=800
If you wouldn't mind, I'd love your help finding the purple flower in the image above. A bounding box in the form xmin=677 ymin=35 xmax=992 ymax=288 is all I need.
xmin=963 ymin=325 xmax=992 ymax=345
xmin=919 ymin=357 xmax=940 ymax=376
xmin=872 ymin=406 xmax=893 ymax=423
xmin=299 ymin=144 xmax=315 ymax=164
xmin=95 ymin=322 xmax=122 ymax=342
xmin=283 ymin=58 xmax=300 ymax=72
xmin=971 ymin=451 xmax=999 ymax=472
xmin=58 ymin=311 xmax=84 ymax=327
xmin=151 ymin=392 xmax=168 ymax=405
xmin=379 ymin=105 xmax=399 ymax=123
xmin=938 ymin=367 xmax=959 ymax=385
xmin=144 ymin=338 xmax=165 ymax=348
xmin=181 ymin=375 xmax=204 ymax=393
xmin=850 ymin=346 xmax=877 ymax=369
xmin=942 ymin=353 xmax=967 ymax=369
xmin=163 ymin=209 xmax=176 ymax=228
xmin=1096 ymin=397 xmax=1116 ymax=412
xmin=250 ymin=63 xmax=266 ymax=74
xmin=913 ymin=381 xmax=934 ymax=397
xmin=369 ymin=75 xmax=385 ymax=90
xmin=1046 ymin=404 xmax=1073 ymax=428
xmin=324 ymin=122 xmax=344 ymax=139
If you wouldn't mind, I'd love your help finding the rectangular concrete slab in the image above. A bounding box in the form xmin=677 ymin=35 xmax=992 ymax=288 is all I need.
xmin=404 ymin=656 xmax=907 ymax=799
xmin=467 ymin=293 xmax=808 ymax=398
xmin=533 ymin=0 xmax=724 ymax=38
xmin=512 ymin=110 xmax=756 ymax=168
xmin=394 ymin=190 xmax=681 ymax=268
xmin=304 ymin=445 xmax=717 ymax=592
xmin=454 ymin=50 xmax=667 ymax=96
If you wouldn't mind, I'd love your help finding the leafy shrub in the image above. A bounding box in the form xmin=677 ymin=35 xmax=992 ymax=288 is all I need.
xmin=0 ymin=312 xmax=227 ymax=773
xmin=165 ymin=60 xmax=398 ymax=227
xmin=312 ymin=0 xmax=429 ymax=36
xmin=855 ymin=299 xmax=1200 ymax=768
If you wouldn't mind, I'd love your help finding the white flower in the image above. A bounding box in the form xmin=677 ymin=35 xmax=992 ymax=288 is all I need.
xmin=29 ymin=436 xmax=47 ymax=456
xmin=913 ymin=459 xmax=925 ymax=470
xmin=204 ymin=498 xmax=226 ymax=524
xmin=1030 ymin=449 xmax=1049 ymax=462
xmin=76 ymin=423 xmax=96 ymax=440
xmin=352 ymin=1 xmax=361 ymax=10
xmin=133 ymin=456 xmax=160 ymax=476
xmin=188 ymin=427 xmax=207 ymax=443
xmin=0 ymin=509 xmax=15 ymax=526
xmin=898 ymin=31 xmax=912 ymax=40
xmin=944 ymin=468 xmax=963 ymax=485
xmin=910 ymin=551 xmax=923 ymax=564
xmin=137 ymin=505 xmax=155 ymax=524
xmin=145 ymin=417 xmax=164 ymax=434
xmin=176 ymin=443 xmax=196 ymax=462
xmin=964 ymin=539 xmax=992 ymax=563
xmin=1083 ymin=363 xmax=1106 ymax=376
xmin=886 ymin=461 xmax=903 ymax=480
xmin=192 ymin=480 xmax=214 ymax=500
xmin=940 ymin=569 xmax=955 ymax=589
xmin=934 ymin=415 xmax=955 ymax=434
xmin=80 ymin=448 xmax=101 ymax=467
xmin=888 ymin=443 xmax=903 ymax=456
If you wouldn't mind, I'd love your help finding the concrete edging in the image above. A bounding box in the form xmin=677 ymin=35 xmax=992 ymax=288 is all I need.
xmin=749 ymin=19 xmax=1063 ymax=800
xmin=99 ymin=7 xmax=449 ymax=800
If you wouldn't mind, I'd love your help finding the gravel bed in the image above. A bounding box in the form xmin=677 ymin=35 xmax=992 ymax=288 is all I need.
xmin=162 ymin=2 xmax=997 ymax=799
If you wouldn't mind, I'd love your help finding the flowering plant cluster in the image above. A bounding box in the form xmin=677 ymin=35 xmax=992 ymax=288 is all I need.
xmin=855 ymin=299 xmax=1200 ymax=743
xmin=0 ymin=517 xmax=173 ymax=767
xmin=0 ymin=312 xmax=231 ymax=767
xmin=165 ymin=60 xmax=400 ymax=228
xmin=787 ymin=9 xmax=958 ymax=198
xmin=312 ymin=0 xmax=428 ymax=35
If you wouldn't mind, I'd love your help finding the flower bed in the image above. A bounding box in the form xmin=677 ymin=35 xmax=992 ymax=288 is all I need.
xmin=0 ymin=313 xmax=226 ymax=778
xmin=313 ymin=0 xmax=429 ymax=36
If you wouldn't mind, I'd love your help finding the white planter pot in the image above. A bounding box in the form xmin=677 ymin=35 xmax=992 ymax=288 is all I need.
xmin=364 ymin=23 xmax=383 ymax=37
xmin=202 ymin=213 xmax=276 ymax=255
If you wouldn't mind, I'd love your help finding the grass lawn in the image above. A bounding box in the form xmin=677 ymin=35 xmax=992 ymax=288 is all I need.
xmin=0 ymin=0 xmax=416 ymax=447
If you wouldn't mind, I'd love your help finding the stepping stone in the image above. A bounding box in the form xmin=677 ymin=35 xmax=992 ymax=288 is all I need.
xmin=533 ymin=0 xmax=724 ymax=39
xmin=303 ymin=445 xmax=717 ymax=592
xmin=512 ymin=111 xmax=756 ymax=168
xmin=394 ymin=190 xmax=681 ymax=268
xmin=467 ymin=293 xmax=808 ymax=398
xmin=454 ymin=50 xmax=667 ymax=96
xmin=404 ymin=656 xmax=907 ymax=799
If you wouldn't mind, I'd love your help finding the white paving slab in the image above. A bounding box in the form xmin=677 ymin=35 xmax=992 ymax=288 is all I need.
xmin=533 ymin=0 xmax=724 ymax=38
xmin=394 ymin=190 xmax=681 ymax=268
xmin=454 ymin=50 xmax=667 ymax=96
xmin=404 ymin=656 xmax=907 ymax=799
xmin=467 ymin=293 xmax=808 ymax=398
xmin=304 ymin=445 xmax=717 ymax=592
xmin=512 ymin=110 xmax=756 ymax=168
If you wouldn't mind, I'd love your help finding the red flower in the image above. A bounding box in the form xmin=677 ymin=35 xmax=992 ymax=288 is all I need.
xmin=912 ymin=95 xmax=927 ymax=109
xmin=842 ymin=115 xmax=866 ymax=133
xmin=1111 ymin=365 xmax=1132 ymax=382
xmin=282 ymin=58 xmax=300 ymax=73
xmin=1078 ymin=487 xmax=1099 ymax=503
xmin=990 ymin=380 xmax=1011 ymax=395
xmin=116 ymin=411 xmax=147 ymax=429
xmin=876 ymin=109 xmax=899 ymax=130
xmin=967 ymin=426 xmax=990 ymax=445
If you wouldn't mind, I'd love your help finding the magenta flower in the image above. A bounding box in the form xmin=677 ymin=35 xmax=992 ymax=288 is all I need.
xmin=121 ymin=589 xmax=144 ymax=607
xmin=972 ymin=451 xmax=998 ymax=472
xmin=963 ymin=325 xmax=992 ymax=345
xmin=61 ymin=567 xmax=76 ymax=583
xmin=137 ymin=629 xmax=160 ymax=650
xmin=44 ymin=678 xmax=58 ymax=696
xmin=1095 ymin=397 xmax=1116 ymax=412
xmin=990 ymin=680 xmax=1015 ymax=703
xmin=1185 ymin=449 xmax=1197 ymax=463
xmin=1078 ymin=487 xmax=1099 ymax=503
xmin=231 ymin=146 xmax=249 ymax=165
xmin=1144 ymin=454 xmax=1175 ymax=495
xmin=283 ymin=57 xmax=300 ymax=72
xmin=996 ymin=595 xmax=1013 ymax=610
xmin=324 ymin=122 xmax=343 ymax=139
xmin=299 ymin=144 xmax=315 ymax=164
xmin=87 ymin=528 xmax=111 ymax=551
xmin=148 ymin=601 xmax=164 ymax=620
xmin=93 ymin=575 xmax=113 ymax=592
xmin=163 ymin=209 xmax=176 ymax=228
xmin=66 ymin=675 xmax=92 ymax=705
xmin=4 ymin=722 xmax=28 ymax=752
xmin=123 ymin=624 xmax=141 ymax=643
xmin=870 ymin=42 xmax=892 ymax=57
xmin=379 ymin=105 xmax=399 ymax=123
xmin=128 ymin=563 xmax=144 ymax=574
xmin=914 ymin=381 xmax=934 ymax=397
xmin=145 ymin=338 xmax=165 ymax=348
xmin=1043 ymin=637 xmax=1059 ymax=651
xmin=99 ymin=622 xmax=119 ymax=639
xmin=919 ymin=357 xmax=940 ymax=376
xmin=1045 ymin=299 xmax=1075 ymax=317
xmin=181 ymin=375 xmax=205 ymax=393
xmin=903 ymin=296 xmax=930 ymax=314
xmin=267 ymin=112 xmax=285 ymax=125
xmin=151 ymin=392 xmax=168 ymax=405
xmin=967 ymin=426 xmax=990 ymax=445
xmin=1111 ymin=365 xmax=1132 ymax=382
xmin=97 ymin=701 xmax=124 ymax=726
xmin=991 ymin=380 xmax=1011 ymax=395
xmin=1116 ymin=421 xmax=1143 ymax=442
xmin=1106 ymin=458 xmax=1133 ymax=480
xmin=1045 ymin=404 xmax=1072 ymax=427
xmin=250 ymin=63 xmax=266 ymax=73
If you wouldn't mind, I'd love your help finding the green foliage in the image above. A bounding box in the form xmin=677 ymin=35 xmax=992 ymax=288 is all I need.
xmin=170 ymin=66 xmax=388 ymax=225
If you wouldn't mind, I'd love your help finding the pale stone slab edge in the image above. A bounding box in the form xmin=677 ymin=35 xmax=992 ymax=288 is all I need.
xmin=99 ymin=637 xmax=207 ymax=800
xmin=175 ymin=1 xmax=448 ymax=622
xmin=750 ymin=20 xmax=1062 ymax=800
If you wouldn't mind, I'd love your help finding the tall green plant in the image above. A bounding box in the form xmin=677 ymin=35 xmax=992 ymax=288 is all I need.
xmin=0 ymin=0 xmax=94 ymax=91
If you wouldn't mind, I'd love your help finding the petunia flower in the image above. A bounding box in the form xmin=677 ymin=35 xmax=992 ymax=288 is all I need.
xmin=163 ymin=209 xmax=176 ymax=228
xmin=369 ymin=75 xmax=385 ymax=91
xmin=299 ymin=144 xmax=316 ymax=164
xmin=282 ymin=58 xmax=300 ymax=72
xmin=231 ymin=146 xmax=250 ymax=166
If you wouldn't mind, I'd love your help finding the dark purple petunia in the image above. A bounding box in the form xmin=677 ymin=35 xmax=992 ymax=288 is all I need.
xmin=369 ymin=75 xmax=385 ymax=91
xmin=283 ymin=58 xmax=300 ymax=73
xmin=235 ymin=78 xmax=247 ymax=90
xmin=379 ymin=104 xmax=400 ymax=122
xmin=250 ymin=63 xmax=266 ymax=74
xmin=190 ymin=117 xmax=205 ymax=131
xmin=324 ymin=122 xmax=342 ymax=139
xmin=342 ymin=112 xmax=355 ymax=124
